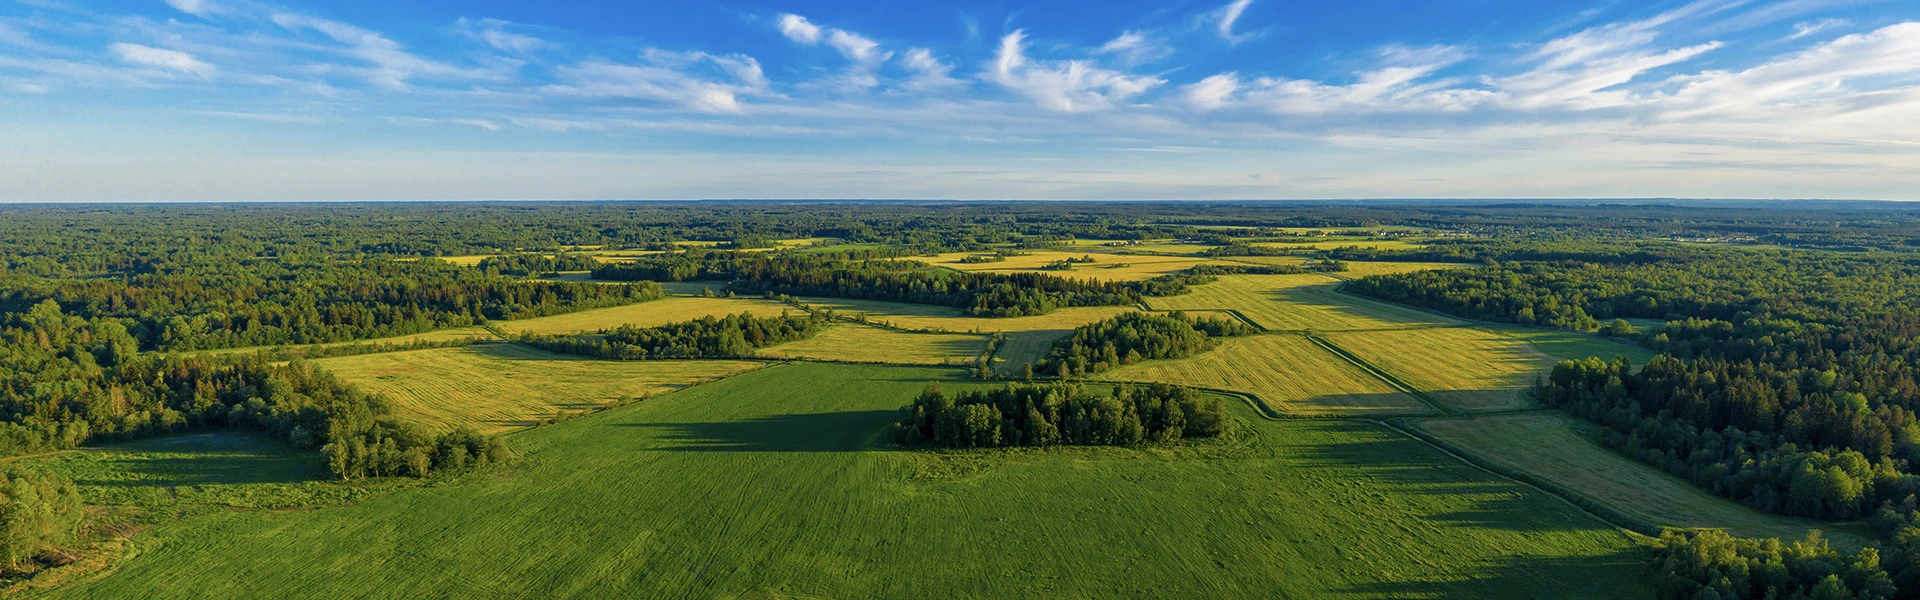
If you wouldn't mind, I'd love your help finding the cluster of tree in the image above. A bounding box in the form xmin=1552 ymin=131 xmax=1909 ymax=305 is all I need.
xmin=2 ymin=260 xmax=663 ymax=352
xmin=1036 ymin=312 xmax=1257 ymax=378
xmin=594 ymin=250 xmax=1154 ymax=317
xmin=886 ymin=382 xmax=1227 ymax=448
xmin=523 ymin=312 xmax=830 ymax=360
xmin=1649 ymin=529 xmax=1894 ymax=600
xmin=1304 ymin=258 xmax=1349 ymax=272
xmin=473 ymin=253 xmax=599 ymax=277
xmin=0 ymin=467 xmax=84 ymax=574
xmin=957 ymin=254 xmax=1007 ymax=264
xmin=1039 ymin=255 xmax=1099 ymax=270
xmin=0 ymin=300 xmax=506 ymax=480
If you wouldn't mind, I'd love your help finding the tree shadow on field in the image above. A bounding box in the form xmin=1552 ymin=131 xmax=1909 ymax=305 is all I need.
xmin=616 ymin=410 xmax=900 ymax=452
xmin=1340 ymin=552 xmax=1652 ymax=599
xmin=1294 ymin=422 xmax=1614 ymax=534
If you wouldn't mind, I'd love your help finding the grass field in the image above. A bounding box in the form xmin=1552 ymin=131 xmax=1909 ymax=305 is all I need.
xmin=1251 ymin=240 xmax=1427 ymax=251
xmin=799 ymin=297 xmax=1138 ymax=333
xmin=1337 ymin=262 xmax=1469 ymax=277
xmin=1098 ymin=335 xmax=1430 ymax=415
xmin=1414 ymin=413 xmax=1865 ymax=546
xmin=1144 ymin=274 xmax=1461 ymax=332
xmin=1491 ymin=326 xmax=1658 ymax=365
xmin=492 ymin=296 xmax=800 ymax=336
xmin=756 ymin=325 xmax=987 ymax=365
xmin=41 ymin=363 xmax=1650 ymax=599
xmin=925 ymin=250 xmax=1218 ymax=281
xmin=1322 ymin=328 xmax=1556 ymax=412
xmin=988 ymin=330 xmax=1070 ymax=375
xmin=313 ymin=344 xmax=762 ymax=433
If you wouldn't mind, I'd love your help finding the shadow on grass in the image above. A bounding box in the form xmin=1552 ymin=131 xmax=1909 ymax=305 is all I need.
xmin=1340 ymin=552 xmax=1653 ymax=599
xmin=616 ymin=410 xmax=901 ymax=452
xmin=75 ymin=432 xmax=320 ymax=488
xmin=1293 ymin=421 xmax=1621 ymax=534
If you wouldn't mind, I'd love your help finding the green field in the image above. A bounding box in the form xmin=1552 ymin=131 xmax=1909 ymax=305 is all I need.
xmin=925 ymin=250 xmax=1222 ymax=282
xmin=799 ymin=297 xmax=1138 ymax=333
xmin=756 ymin=324 xmax=988 ymax=365
xmin=312 ymin=344 xmax=763 ymax=433
xmin=492 ymin=296 xmax=801 ymax=336
xmin=1097 ymin=334 xmax=1430 ymax=415
xmin=1144 ymin=274 xmax=1460 ymax=332
xmin=1492 ymin=326 xmax=1657 ymax=365
xmin=1413 ymin=413 xmax=1864 ymax=546
xmin=1322 ymin=328 xmax=1555 ymax=412
xmin=38 ymin=363 xmax=1650 ymax=599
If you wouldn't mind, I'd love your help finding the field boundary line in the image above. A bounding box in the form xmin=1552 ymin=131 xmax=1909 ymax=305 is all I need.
xmin=1303 ymin=334 xmax=1453 ymax=416
xmin=1382 ymin=417 xmax=1662 ymax=537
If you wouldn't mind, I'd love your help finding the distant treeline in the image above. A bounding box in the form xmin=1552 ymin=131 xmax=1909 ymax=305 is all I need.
xmin=1036 ymin=312 xmax=1257 ymax=378
xmin=523 ymin=312 xmax=830 ymax=360
xmin=1 ymin=259 xmax=663 ymax=352
xmin=592 ymin=250 xmax=1170 ymax=317
xmin=886 ymin=382 xmax=1227 ymax=448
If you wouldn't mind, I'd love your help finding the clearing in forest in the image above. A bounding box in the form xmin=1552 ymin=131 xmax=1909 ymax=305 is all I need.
xmin=179 ymin=327 xmax=496 ymax=357
xmin=48 ymin=363 xmax=1650 ymax=599
xmin=1414 ymin=413 xmax=1866 ymax=546
xmin=492 ymin=296 xmax=801 ymax=337
xmin=924 ymin=250 xmax=1220 ymax=282
xmin=1097 ymin=334 xmax=1430 ymax=415
xmin=313 ymin=344 xmax=761 ymax=434
xmin=1144 ymin=274 xmax=1458 ymax=332
xmin=755 ymin=324 xmax=987 ymax=366
xmin=1321 ymin=327 xmax=1555 ymax=412
xmin=1335 ymin=262 xmax=1469 ymax=277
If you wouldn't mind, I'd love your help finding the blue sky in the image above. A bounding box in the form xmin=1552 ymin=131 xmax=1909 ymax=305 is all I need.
xmin=1 ymin=0 xmax=1916 ymax=201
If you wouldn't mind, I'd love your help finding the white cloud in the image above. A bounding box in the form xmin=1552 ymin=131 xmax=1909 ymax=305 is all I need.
xmin=826 ymin=29 xmax=889 ymax=65
xmin=109 ymin=43 xmax=214 ymax=77
xmin=1790 ymin=18 xmax=1849 ymax=39
xmin=1184 ymin=73 xmax=1239 ymax=110
xmin=987 ymin=30 xmax=1163 ymax=112
xmin=163 ymin=0 xmax=215 ymax=17
xmin=902 ymin=48 xmax=963 ymax=90
xmin=777 ymin=13 xmax=821 ymax=45
xmin=456 ymin=18 xmax=552 ymax=54
xmin=272 ymin=12 xmax=492 ymax=90
xmin=1213 ymin=0 xmax=1256 ymax=43
xmin=1095 ymin=31 xmax=1172 ymax=66
xmin=1661 ymin=22 xmax=1920 ymax=118
xmin=544 ymin=49 xmax=767 ymax=114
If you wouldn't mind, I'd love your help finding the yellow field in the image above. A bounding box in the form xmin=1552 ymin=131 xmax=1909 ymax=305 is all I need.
xmin=799 ymin=297 xmax=1139 ymax=333
xmin=1251 ymin=240 xmax=1426 ymax=251
xmin=314 ymin=344 xmax=762 ymax=434
xmin=925 ymin=250 xmax=1216 ymax=282
xmin=182 ymin=327 xmax=496 ymax=357
xmin=1145 ymin=274 xmax=1460 ymax=332
xmin=1218 ymin=255 xmax=1308 ymax=268
xmin=1097 ymin=334 xmax=1429 ymax=415
xmin=493 ymin=297 xmax=800 ymax=336
xmin=756 ymin=325 xmax=987 ymax=365
xmin=1337 ymin=262 xmax=1468 ymax=277
xmin=1322 ymin=328 xmax=1554 ymax=412
xmin=1415 ymin=413 xmax=1865 ymax=545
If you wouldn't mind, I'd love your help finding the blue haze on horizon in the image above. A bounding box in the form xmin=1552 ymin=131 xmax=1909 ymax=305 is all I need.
xmin=1 ymin=0 xmax=1916 ymax=201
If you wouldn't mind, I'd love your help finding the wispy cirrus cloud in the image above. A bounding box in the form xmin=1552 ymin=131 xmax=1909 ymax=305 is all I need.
xmin=987 ymin=30 xmax=1163 ymax=112
xmin=109 ymin=42 xmax=215 ymax=76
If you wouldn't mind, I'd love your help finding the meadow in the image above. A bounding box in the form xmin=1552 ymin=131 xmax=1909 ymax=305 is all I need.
xmin=1142 ymin=274 xmax=1460 ymax=331
xmin=312 ymin=344 xmax=762 ymax=433
xmin=797 ymin=296 xmax=1137 ymax=333
xmin=37 ymin=363 xmax=1651 ymax=599
xmin=924 ymin=250 xmax=1221 ymax=281
xmin=754 ymin=324 xmax=987 ymax=365
xmin=491 ymin=296 xmax=800 ymax=337
xmin=1096 ymin=334 xmax=1430 ymax=415
xmin=1321 ymin=328 xmax=1558 ymax=412
xmin=1412 ymin=413 xmax=1865 ymax=546
xmin=178 ymin=327 xmax=496 ymax=357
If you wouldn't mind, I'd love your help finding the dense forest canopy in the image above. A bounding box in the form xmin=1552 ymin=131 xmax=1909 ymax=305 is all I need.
xmin=887 ymin=382 xmax=1228 ymax=448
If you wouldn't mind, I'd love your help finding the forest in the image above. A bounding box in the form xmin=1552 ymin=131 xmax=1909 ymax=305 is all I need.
xmin=1035 ymin=312 xmax=1258 ymax=378
xmin=886 ymin=381 xmax=1228 ymax=448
